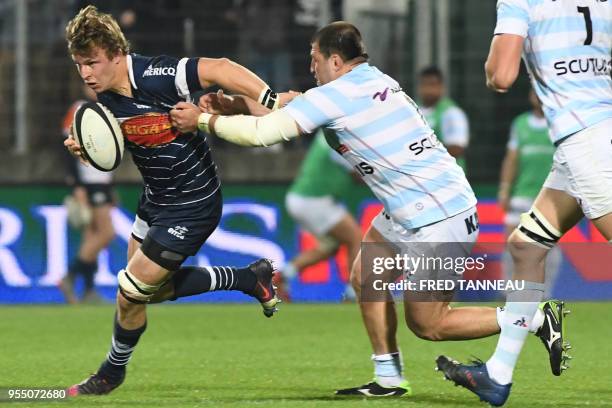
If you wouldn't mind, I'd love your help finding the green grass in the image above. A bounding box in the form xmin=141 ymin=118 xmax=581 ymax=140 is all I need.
xmin=0 ymin=302 xmax=610 ymax=407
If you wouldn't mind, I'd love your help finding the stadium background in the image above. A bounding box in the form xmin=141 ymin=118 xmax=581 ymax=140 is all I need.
xmin=0 ymin=0 xmax=610 ymax=303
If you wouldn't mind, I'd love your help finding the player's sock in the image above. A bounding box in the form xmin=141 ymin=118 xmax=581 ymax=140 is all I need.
xmin=70 ymin=258 xmax=97 ymax=291
xmin=171 ymin=265 xmax=257 ymax=299
xmin=496 ymin=306 xmax=545 ymax=333
xmin=486 ymin=282 xmax=545 ymax=385
xmin=98 ymin=315 xmax=147 ymax=383
xmin=373 ymin=352 xmax=404 ymax=387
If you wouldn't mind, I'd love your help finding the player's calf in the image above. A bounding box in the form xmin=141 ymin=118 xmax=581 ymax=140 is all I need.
xmin=148 ymin=260 xmax=280 ymax=317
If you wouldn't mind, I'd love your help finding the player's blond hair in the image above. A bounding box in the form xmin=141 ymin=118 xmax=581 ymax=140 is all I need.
xmin=65 ymin=5 xmax=130 ymax=58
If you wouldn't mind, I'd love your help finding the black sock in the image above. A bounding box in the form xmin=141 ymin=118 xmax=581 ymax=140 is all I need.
xmin=98 ymin=315 xmax=146 ymax=382
xmin=70 ymin=258 xmax=97 ymax=290
xmin=171 ymin=266 xmax=256 ymax=299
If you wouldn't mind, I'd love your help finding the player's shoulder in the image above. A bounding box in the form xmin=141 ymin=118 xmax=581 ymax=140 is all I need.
xmin=129 ymin=54 xmax=180 ymax=82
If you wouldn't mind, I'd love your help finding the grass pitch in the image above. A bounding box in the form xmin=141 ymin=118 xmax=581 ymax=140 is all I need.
xmin=1 ymin=302 xmax=610 ymax=407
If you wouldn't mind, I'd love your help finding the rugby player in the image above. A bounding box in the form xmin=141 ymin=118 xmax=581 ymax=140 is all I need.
xmin=436 ymin=0 xmax=612 ymax=405
xmin=63 ymin=5 xmax=287 ymax=396
xmin=170 ymin=21 xmax=562 ymax=398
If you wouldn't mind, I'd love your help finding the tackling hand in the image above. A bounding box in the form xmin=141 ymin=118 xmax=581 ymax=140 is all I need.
xmin=170 ymin=102 xmax=202 ymax=133
xmin=199 ymin=90 xmax=234 ymax=115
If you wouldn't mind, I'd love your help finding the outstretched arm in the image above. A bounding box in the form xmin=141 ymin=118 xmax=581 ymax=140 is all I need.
xmin=200 ymin=90 xmax=301 ymax=117
xmin=199 ymin=110 xmax=302 ymax=147
xmin=170 ymin=102 xmax=302 ymax=147
xmin=197 ymin=58 xmax=280 ymax=109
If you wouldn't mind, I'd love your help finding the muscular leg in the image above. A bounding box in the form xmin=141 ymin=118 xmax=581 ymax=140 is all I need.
xmin=509 ymin=188 xmax=583 ymax=283
xmin=351 ymin=224 xmax=399 ymax=355
xmin=404 ymin=300 xmax=499 ymax=342
xmin=68 ymin=241 xmax=168 ymax=395
xmin=116 ymin=248 xmax=170 ymax=329
xmin=486 ymin=187 xmax=583 ymax=385
xmin=339 ymin=224 xmax=410 ymax=391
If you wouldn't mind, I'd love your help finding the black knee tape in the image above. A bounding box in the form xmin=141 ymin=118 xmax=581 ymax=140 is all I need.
xmin=141 ymin=236 xmax=186 ymax=271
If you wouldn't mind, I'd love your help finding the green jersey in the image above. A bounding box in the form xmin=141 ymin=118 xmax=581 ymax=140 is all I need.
xmin=422 ymin=97 xmax=469 ymax=170
xmin=508 ymin=112 xmax=555 ymax=199
xmin=289 ymin=130 xmax=353 ymax=198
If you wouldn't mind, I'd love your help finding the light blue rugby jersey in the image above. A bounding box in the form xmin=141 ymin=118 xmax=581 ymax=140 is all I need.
xmin=283 ymin=63 xmax=476 ymax=229
xmin=495 ymin=0 xmax=612 ymax=144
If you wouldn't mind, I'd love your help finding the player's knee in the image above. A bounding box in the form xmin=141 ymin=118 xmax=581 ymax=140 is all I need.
xmin=511 ymin=208 xmax=561 ymax=252
xmin=117 ymin=268 xmax=164 ymax=304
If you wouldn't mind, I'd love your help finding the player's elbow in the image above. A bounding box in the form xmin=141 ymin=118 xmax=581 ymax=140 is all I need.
xmin=216 ymin=57 xmax=234 ymax=70
xmin=485 ymin=62 xmax=518 ymax=92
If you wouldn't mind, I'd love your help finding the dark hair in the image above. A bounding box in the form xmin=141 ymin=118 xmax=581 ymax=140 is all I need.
xmin=419 ymin=66 xmax=444 ymax=82
xmin=311 ymin=21 xmax=368 ymax=61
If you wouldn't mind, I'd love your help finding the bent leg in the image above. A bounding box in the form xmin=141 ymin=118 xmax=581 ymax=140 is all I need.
xmin=404 ymin=300 xmax=499 ymax=341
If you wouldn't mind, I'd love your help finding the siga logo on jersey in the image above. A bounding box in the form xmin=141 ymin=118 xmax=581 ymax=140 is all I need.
xmin=120 ymin=113 xmax=180 ymax=147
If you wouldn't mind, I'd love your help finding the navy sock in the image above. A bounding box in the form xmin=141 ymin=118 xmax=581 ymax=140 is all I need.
xmin=98 ymin=315 xmax=146 ymax=382
xmin=171 ymin=266 xmax=256 ymax=299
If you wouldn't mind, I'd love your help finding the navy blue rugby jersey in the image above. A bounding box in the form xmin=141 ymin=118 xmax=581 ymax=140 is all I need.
xmin=97 ymin=54 xmax=219 ymax=207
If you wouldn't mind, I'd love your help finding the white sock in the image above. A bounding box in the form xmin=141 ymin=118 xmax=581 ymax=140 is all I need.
xmin=373 ymin=352 xmax=404 ymax=387
xmin=487 ymin=282 xmax=545 ymax=385
xmin=496 ymin=306 xmax=545 ymax=333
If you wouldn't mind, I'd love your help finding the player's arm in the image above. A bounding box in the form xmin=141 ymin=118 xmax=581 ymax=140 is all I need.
xmin=486 ymin=0 xmax=529 ymax=92
xmin=199 ymin=90 xmax=273 ymax=117
xmin=485 ymin=34 xmax=524 ymax=93
xmin=200 ymin=90 xmax=301 ymax=117
xmin=196 ymin=58 xmax=281 ymax=110
xmin=202 ymin=111 xmax=302 ymax=147
xmin=198 ymin=87 xmax=336 ymax=146
xmin=170 ymin=101 xmax=303 ymax=146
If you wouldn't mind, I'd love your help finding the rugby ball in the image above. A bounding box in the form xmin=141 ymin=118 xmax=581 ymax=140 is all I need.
xmin=72 ymin=102 xmax=124 ymax=172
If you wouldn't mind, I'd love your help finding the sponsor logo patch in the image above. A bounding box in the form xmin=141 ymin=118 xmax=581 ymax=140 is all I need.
xmin=120 ymin=113 xmax=180 ymax=146
xmin=143 ymin=65 xmax=176 ymax=77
